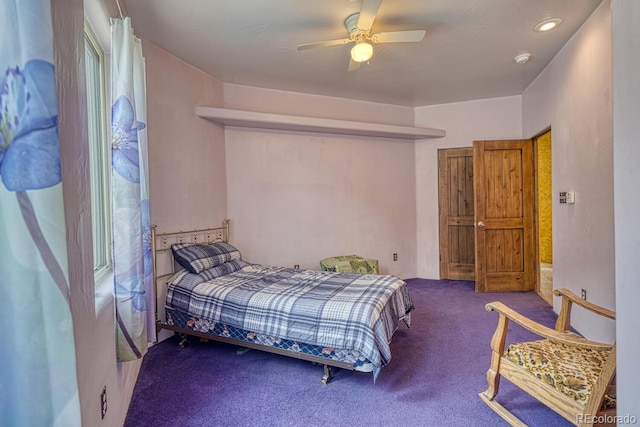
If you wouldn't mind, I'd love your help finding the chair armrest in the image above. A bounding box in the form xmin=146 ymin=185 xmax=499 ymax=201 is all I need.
xmin=553 ymin=288 xmax=616 ymax=320
xmin=553 ymin=288 xmax=615 ymax=332
xmin=485 ymin=301 xmax=613 ymax=351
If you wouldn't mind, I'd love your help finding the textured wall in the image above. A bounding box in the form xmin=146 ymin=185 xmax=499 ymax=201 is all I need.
xmin=224 ymin=85 xmax=418 ymax=278
xmin=144 ymin=41 xmax=227 ymax=233
xmin=612 ymin=0 xmax=640 ymax=418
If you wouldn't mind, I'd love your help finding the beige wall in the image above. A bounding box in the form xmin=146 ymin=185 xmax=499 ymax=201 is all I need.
xmin=224 ymin=86 xmax=418 ymax=277
xmin=223 ymin=83 xmax=415 ymax=126
xmin=612 ymin=0 xmax=640 ymax=417
xmin=145 ymin=41 xmax=227 ymax=233
xmin=522 ymin=0 xmax=614 ymax=343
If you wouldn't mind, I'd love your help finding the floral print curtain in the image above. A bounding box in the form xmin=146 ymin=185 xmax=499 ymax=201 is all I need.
xmin=111 ymin=17 xmax=154 ymax=361
xmin=0 ymin=1 xmax=81 ymax=425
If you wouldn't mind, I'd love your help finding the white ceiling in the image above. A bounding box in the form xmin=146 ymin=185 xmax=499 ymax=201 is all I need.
xmin=125 ymin=0 xmax=603 ymax=107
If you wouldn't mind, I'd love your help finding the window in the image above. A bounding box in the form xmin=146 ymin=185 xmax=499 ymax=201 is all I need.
xmin=84 ymin=23 xmax=111 ymax=280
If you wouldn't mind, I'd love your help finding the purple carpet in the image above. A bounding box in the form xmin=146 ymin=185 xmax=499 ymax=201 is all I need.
xmin=124 ymin=279 xmax=572 ymax=426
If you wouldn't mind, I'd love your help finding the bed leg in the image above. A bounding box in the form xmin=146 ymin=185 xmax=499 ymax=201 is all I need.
xmin=236 ymin=347 xmax=251 ymax=355
xmin=178 ymin=333 xmax=190 ymax=348
xmin=321 ymin=365 xmax=333 ymax=384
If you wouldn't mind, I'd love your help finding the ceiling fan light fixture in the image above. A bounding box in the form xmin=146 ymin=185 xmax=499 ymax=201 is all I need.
xmin=535 ymin=18 xmax=562 ymax=32
xmin=351 ymin=41 xmax=373 ymax=63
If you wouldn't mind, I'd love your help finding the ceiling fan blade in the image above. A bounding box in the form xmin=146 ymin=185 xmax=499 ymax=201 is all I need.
xmin=356 ymin=0 xmax=382 ymax=31
xmin=297 ymin=38 xmax=352 ymax=51
xmin=348 ymin=58 xmax=361 ymax=72
xmin=371 ymin=30 xmax=426 ymax=43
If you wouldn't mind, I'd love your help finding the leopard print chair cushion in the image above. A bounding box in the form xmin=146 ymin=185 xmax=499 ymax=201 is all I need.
xmin=505 ymin=339 xmax=615 ymax=408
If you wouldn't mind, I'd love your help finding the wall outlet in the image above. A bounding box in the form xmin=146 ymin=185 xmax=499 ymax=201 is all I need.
xmin=100 ymin=386 xmax=107 ymax=419
xmin=393 ymin=253 xmax=398 ymax=262
xmin=581 ymin=289 xmax=587 ymax=300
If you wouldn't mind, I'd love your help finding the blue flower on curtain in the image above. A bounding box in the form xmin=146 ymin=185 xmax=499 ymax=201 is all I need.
xmin=142 ymin=198 xmax=152 ymax=278
xmin=1 ymin=2 xmax=81 ymax=424
xmin=0 ymin=59 xmax=60 ymax=191
xmin=112 ymin=94 xmax=145 ymax=183
xmin=114 ymin=199 xmax=151 ymax=312
xmin=0 ymin=58 xmax=68 ymax=304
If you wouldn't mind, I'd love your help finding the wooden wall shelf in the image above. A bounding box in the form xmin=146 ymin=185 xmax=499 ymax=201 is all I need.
xmin=196 ymin=106 xmax=446 ymax=140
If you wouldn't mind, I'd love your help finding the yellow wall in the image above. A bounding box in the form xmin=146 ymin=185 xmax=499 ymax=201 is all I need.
xmin=537 ymin=131 xmax=553 ymax=264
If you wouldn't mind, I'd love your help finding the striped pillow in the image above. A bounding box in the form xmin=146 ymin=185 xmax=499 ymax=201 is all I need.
xmin=172 ymin=242 xmax=242 ymax=274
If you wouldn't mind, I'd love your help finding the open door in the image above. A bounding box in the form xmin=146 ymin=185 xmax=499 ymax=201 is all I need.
xmin=473 ymin=140 xmax=536 ymax=292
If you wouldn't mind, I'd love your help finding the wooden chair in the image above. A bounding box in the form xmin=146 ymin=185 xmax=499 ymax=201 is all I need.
xmin=479 ymin=289 xmax=616 ymax=426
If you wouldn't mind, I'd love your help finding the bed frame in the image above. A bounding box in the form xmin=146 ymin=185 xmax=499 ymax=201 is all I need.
xmin=151 ymin=219 xmax=354 ymax=383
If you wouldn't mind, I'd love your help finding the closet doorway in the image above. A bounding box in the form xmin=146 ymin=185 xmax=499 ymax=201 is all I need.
xmin=534 ymin=129 xmax=553 ymax=303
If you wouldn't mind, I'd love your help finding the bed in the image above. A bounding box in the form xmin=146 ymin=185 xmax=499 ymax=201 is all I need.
xmin=152 ymin=220 xmax=414 ymax=383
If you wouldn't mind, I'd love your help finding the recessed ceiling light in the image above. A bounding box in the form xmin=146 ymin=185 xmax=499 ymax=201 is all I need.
xmin=514 ymin=53 xmax=531 ymax=64
xmin=535 ymin=18 xmax=562 ymax=32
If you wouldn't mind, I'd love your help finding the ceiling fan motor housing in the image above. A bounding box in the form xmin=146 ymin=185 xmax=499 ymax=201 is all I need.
xmin=345 ymin=13 xmax=365 ymax=39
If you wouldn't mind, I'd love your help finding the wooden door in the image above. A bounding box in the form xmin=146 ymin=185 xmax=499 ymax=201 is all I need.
xmin=438 ymin=148 xmax=475 ymax=280
xmin=473 ymin=140 xmax=536 ymax=292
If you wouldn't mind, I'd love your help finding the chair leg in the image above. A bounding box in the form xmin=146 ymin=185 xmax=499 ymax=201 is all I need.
xmin=479 ymin=315 xmax=528 ymax=426
xmin=482 ymin=314 xmax=509 ymax=400
xmin=483 ymin=364 xmax=501 ymax=400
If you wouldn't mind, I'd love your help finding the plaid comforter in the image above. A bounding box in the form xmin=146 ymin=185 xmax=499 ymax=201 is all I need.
xmin=166 ymin=264 xmax=414 ymax=380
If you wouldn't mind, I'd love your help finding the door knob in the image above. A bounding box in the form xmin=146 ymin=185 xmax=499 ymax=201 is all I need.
xmin=476 ymin=221 xmax=486 ymax=227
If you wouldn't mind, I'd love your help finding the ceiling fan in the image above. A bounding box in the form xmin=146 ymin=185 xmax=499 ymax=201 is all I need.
xmin=296 ymin=0 xmax=426 ymax=71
